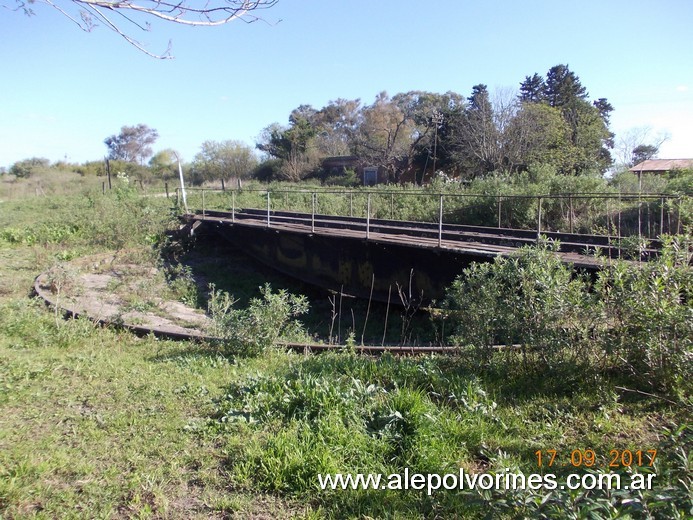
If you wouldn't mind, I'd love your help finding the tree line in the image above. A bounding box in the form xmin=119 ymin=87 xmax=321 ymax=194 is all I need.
xmin=5 ymin=64 xmax=669 ymax=185
xmin=256 ymin=64 xmax=615 ymax=183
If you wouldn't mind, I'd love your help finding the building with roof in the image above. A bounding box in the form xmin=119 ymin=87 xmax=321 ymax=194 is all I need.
xmin=629 ymin=159 xmax=693 ymax=174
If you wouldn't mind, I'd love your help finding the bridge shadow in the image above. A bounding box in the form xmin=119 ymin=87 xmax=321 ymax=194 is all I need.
xmin=163 ymin=230 xmax=439 ymax=347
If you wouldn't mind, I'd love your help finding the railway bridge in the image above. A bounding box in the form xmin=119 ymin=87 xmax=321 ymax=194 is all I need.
xmin=180 ymin=188 xmax=674 ymax=304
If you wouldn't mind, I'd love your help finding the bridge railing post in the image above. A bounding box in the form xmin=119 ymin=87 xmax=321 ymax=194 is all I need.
xmin=266 ymin=191 xmax=271 ymax=228
xmin=366 ymin=193 xmax=371 ymax=239
xmin=497 ymin=194 xmax=502 ymax=228
xmin=439 ymin=194 xmax=443 ymax=247
xmin=311 ymin=192 xmax=316 ymax=233
xmin=536 ymin=196 xmax=542 ymax=242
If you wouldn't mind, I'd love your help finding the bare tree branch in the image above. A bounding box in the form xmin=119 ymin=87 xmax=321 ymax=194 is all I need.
xmin=11 ymin=0 xmax=279 ymax=58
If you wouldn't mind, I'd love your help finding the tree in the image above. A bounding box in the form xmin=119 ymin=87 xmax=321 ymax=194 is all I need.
xmin=543 ymin=64 xmax=588 ymax=108
xmin=631 ymin=144 xmax=659 ymax=166
xmin=352 ymin=91 xmax=416 ymax=182
xmin=13 ymin=0 xmax=278 ymax=58
xmin=190 ymin=140 xmax=257 ymax=184
xmin=505 ymin=103 xmax=574 ymax=172
xmin=9 ymin=157 xmax=50 ymax=178
xmin=517 ymin=65 xmax=613 ymax=173
xmin=148 ymin=149 xmax=180 ymax=180
xmin=456 ymin=84 xmax=502 ymax=176
xmin=614 ymin=126 xmax=670 ymax=167
xmin=104 ymin=124 xmax=158 ymax=164
xmin=310 ymin=98 xmax=362 ymax=157
xmin=519 ymin=73 xmax=545 ymax=103
xmin=257 ymin=115 xmax=320 ymax=181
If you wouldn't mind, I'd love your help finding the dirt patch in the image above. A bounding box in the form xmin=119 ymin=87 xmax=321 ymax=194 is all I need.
xmin=34 ymin=253 xmax=211 ymax=339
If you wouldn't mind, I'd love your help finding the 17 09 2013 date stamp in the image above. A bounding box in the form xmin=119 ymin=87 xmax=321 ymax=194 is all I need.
xmin=535 ymin=448 xmax=657 ymax=469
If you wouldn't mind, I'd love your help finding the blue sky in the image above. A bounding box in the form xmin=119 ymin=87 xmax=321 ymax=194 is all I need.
xmin=1 ymin=0 xmax=692 ymax=169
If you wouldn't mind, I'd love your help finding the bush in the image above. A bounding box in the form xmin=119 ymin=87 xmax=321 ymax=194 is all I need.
xmin=594 ymin=235 xmax=693 ymax=395
xmin=9 ymin=157 xmax=51 ymax=178
xmin=442 ymin=240 xmax=591 ymax=370
xmin=442 ymin=238 xmax=692 ymax=397
xmin=207 ymin=283 xmax=310 ymax=356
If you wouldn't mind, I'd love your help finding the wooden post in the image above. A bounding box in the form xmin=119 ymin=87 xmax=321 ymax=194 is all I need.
xmin=105 ymin=157 xmax=112 ymax=190
xmin=165 ymin=182 xmax=169 ymax=199
xmin=221 ymin=178 xmax=226 ymax=192
xmin=569 ymin=195 xmax=574 ymax=234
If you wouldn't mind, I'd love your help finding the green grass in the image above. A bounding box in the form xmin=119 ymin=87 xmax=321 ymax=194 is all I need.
xmin=0 ymin=180 xmax=691 ymax=519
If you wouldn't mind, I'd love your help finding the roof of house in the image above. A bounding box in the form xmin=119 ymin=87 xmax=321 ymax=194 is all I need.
xmin=629 ymin=159 xmax=693 ymax=172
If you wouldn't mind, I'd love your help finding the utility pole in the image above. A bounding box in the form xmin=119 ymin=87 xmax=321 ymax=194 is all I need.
xmin=431 ymin=110 xmax=444 ymax=178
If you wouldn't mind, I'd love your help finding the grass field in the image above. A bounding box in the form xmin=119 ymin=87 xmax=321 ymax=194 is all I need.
xmin=0 ymin=179 xmax=690 ymax=519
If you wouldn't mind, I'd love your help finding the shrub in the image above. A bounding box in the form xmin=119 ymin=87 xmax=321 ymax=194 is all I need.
xmin=9 ymin=157 xmax=50 ymax=178
xmin=442 ymin=238 xmax=692 ymax=397
xmin=208 ymin=283 xmax=309 ymax=356
xmin=442 ymin=240 xmax=591 ymax=370
xmin=594 ymin=235 xmax=693 ymax=395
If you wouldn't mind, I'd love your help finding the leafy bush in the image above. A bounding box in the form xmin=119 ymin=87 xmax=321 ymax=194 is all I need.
xmin=208 ymin=283 xmax=310 ymax=356
xmin=594 ymin=235 xmax=693 ymax=395
xmin=442 ymin=238 xmax=692 ymax=397
xmin=9 ymin=157 xmax=50 ymax=178
xmin=442 ymin=240 xmax=591 ymax=369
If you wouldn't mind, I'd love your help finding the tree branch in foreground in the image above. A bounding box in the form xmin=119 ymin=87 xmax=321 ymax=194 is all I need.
xmin=11 ymin=0 xmax=279 ymax=58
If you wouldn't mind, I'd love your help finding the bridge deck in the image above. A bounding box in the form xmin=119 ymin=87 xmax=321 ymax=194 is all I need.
xmin=189 ymin=208 xmax=651 ymax=269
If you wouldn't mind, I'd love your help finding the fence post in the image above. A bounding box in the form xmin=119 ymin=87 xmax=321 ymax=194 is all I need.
xmin=165 ymin=182 xmax=169 ymax=199
xmin=349 ymin=191 xmax=354 ymax=217
xmin=366 ymin=193 xmax=371 ymax=239
xmin=232 ymin=190 xmax=236 ymax=223
xmin=390 ymin=193 xmax=394 ymax=219
xmin=202 ymin=189 xmax=206 ymax=217
xmin=660 ymin=197 xmax=664 ymax=236
xmin=439 ymin=194 xmax=444 ymax=247
xmin=569 ymin=195 xmax=574 ymax=234
xmin=536 ymin=196 xmax=542 ymax=242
